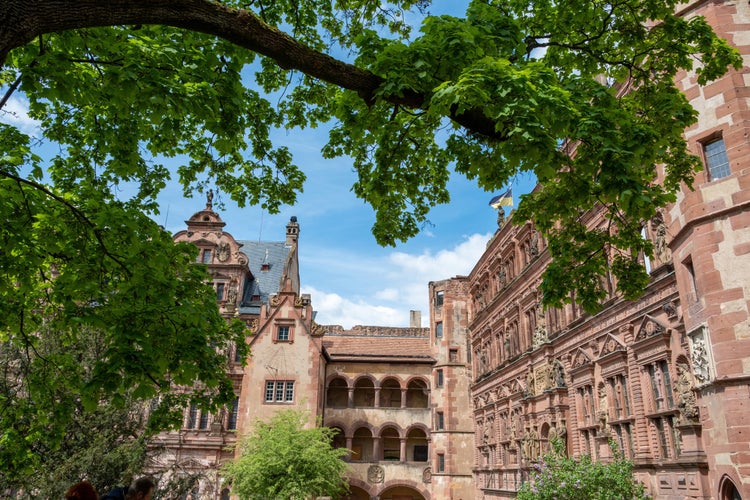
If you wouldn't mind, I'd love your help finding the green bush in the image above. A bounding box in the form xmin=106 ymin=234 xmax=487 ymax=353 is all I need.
xmin=517 ymin=439 xmax=649 ymax=500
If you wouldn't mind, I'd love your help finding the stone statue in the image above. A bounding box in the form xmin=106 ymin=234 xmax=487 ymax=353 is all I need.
xmin=206 ymin=188 xmax=214 ymax=209
xmin=598 ymin=385 xmax=609 ymax=430
xmin=529 ymin=231 xmax=539 ymax=257
xmin=226 ymin=284 xmax=238 ymax=307
xmin=652 ymin=212 xmax=672 ymax=263
xmin=550 ymin=359 xmax=566 ymax=388
xmin=675 ymin=362 xmax=699 ymax=421
xmin=525 ymin=371 xmax=535 ymax=397
xmin=497 ymin=209 xmax=506 ymax=228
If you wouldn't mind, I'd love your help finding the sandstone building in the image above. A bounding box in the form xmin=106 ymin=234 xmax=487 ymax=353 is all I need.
xmin=150 ymin=0 xmax=749 ymax=497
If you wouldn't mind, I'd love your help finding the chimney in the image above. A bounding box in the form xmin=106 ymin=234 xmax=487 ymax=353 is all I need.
xmin=286 ymin=216 xmax=299 ymax=247
xmin=410 ymin=310 xmax=422 ymax=328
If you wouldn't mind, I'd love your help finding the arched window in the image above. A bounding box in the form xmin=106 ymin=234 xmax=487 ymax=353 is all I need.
xmin=353 ymin=378 xmax=375 ymax=407
xmin=407 ymin=428 xmax=429 ymax=462
xmin=351 ymin=427 xmax=373 ymax=462
xmin=326 ymin=377 xmax=348 ymax=408
xmin=405 ymin=379 xmax=429 ymax=408
xmin=380 ymin=378 xmax=401 ymax=408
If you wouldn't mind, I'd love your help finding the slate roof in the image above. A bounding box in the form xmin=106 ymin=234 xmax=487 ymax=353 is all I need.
xmin=323 ymin=334 xmax=435 ymax=363
xmin=237 ymin=240 xmax=290 ymax=315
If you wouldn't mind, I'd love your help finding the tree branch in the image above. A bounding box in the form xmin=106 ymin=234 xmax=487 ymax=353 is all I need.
xmin=0 ymin=0 xmax=505 ymax=139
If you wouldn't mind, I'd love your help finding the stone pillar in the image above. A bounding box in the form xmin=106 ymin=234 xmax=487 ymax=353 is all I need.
xmin=374 ymin=387 xmax=381 ymax=408
xmin=400 ymin=438 xmax=407 ymax=463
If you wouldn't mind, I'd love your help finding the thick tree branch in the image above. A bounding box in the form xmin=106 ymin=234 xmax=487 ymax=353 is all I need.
xmin=0 ymin=0 xmax=504 ymax=139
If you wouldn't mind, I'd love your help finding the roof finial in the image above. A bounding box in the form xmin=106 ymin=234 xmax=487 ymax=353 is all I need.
xmin=206 ymin=189 xmax=214 ymax=210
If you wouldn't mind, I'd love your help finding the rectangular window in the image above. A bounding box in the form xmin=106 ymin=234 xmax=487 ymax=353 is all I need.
xmin=277 ymin=326 xmax=290 ymax=342
xmin=413 ymin=445 xmax=428 ymax=462
xmin=437 ymin=453 xmax=445 ymax=472
xmin=227 ymin=397 xmax=239 ymax=430
xmin=704 ymin=138 xmax=731 ymax=180
xmin=436 ymin=411 xmax=445 ymax=430
xmin=187 ymin=403 xmax=198 ymax=429
xmin=449 ymin=348 xmax=458 ymax=362
xmin=435 ymin=290 xmax=444 ymax=307
xmin=202 ymin=249 xmax=212 ymax=264
xmin=199 ymin=410 xmax=209 ymax=430
xmin=435 ymin=322 xmax=443 ymax=338
xmin=265 ymin=380 xmax=294 ymax=403
xmin=216 ymin=282 xmax=225 ymax=301
xmin=436 ymin=369 xmax=444 ymax=388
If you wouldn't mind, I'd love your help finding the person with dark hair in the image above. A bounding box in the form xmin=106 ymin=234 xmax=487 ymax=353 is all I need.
xmin=100 ymin=476 xmax=155 ymax=500
xmin=65 ymin=481 xmax=98 ymax=500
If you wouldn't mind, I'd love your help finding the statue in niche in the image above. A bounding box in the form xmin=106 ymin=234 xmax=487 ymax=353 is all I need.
xmin=550 ymin=359 xmax=566 ymax=388
xmin=598 ymin=385 xmax=609 ymax=431
xmin=480 ymin=350 xmax=488 ymax=373
xmin=217 ymin=242 xmax=230 ymax=262
xmin=529 ymin=231 xmax=539 ymax=257
xmin=521 ymin=432 xmax=532 ymax=459
xmin=675 ymin=362 xmax=699 ymax=422
xmin=482 ymin=419 xmax=491 ymax=445
xmin=651 ymin=211 xmax=672 ymax=263
xmin=529 ymin=428 xmax=540 ymax=459
xmin=499 ymin=267 xmax=507 ymax=288
xmin=226 ymin=284 xmax=238 ymax=307
xmin=525 ymin=370 xmax=535 ymax=397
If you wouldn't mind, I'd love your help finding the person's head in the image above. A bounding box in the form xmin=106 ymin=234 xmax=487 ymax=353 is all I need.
xmin=64 ymin=481 xmax=98 ymax=500
xmin=126 ymin=477 xmax=155 ymax=500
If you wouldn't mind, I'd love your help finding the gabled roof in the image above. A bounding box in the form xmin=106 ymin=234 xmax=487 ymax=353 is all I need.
xmin=237 ymin=240 xmax=290 ymax=314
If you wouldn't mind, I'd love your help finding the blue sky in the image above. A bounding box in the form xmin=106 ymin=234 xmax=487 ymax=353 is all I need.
xmin=1 ymin=2 xmax=538 ymax=328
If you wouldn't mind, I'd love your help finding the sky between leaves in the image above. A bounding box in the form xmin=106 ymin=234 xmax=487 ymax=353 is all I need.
xmin=0 ymin=2 xmax=538 ymax=328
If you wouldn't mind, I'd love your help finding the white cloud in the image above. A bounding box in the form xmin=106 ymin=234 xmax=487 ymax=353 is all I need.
xmin=303 ymin=232 xmax=492 ymax=328
xmin=302 ymin=286 xmax=404 ymax=328
xmin=375 ymin=288 xmax=399 ymax=301
xmin=0 ymin=95 xmax=41 ymax=135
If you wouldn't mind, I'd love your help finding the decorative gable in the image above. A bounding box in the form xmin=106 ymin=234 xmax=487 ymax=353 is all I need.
xmin=634 ymin=314 xmax=669 ymax=342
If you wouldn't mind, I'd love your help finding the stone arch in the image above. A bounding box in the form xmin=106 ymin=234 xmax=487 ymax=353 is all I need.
xmin=328 ymin=424 xmax=347 ymax=451
xmin=719 ymin=474 xmax=743 ymax=500
xmin=377 ymin=479 xmax=430 ymax=500
xmin=540 ymin=422 xmax=550 ymax=454
xmin=351 ymin=426 xmax=374 ymax=462
xmin=405 ymin=378 xmax=430 ymax=408
xmin=341 ymin=478 xmax=373 ymax=500
xmin=406 ymin=427 xmax=430 ymax=463
xmin=353 ymin=376 xmax=376 ymax=408
xmin=326 ymin=376 xmax=349 ymax=408
xmin=380 ymin=377 xmax=403 ymax=408
xmin=380 ymin=425 xmax=402 ymax=461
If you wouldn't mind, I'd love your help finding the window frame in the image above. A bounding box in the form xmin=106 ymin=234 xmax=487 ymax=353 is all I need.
xmin=274 ymin=322 xmax=294 ymax=343
xmin=702 ymin=136 xmax=731 ymax=181
xmin=436 ymin=369 xmax=444 ymax=388
xmin=264 ymin=380 xmax=295 ymax=404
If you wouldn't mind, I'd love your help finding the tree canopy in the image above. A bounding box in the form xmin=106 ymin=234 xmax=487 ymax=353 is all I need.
xmin=223 ymin=409 xmax=349 ymax=499
xmin=0 ymin=0 xmax=741 ymax=476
